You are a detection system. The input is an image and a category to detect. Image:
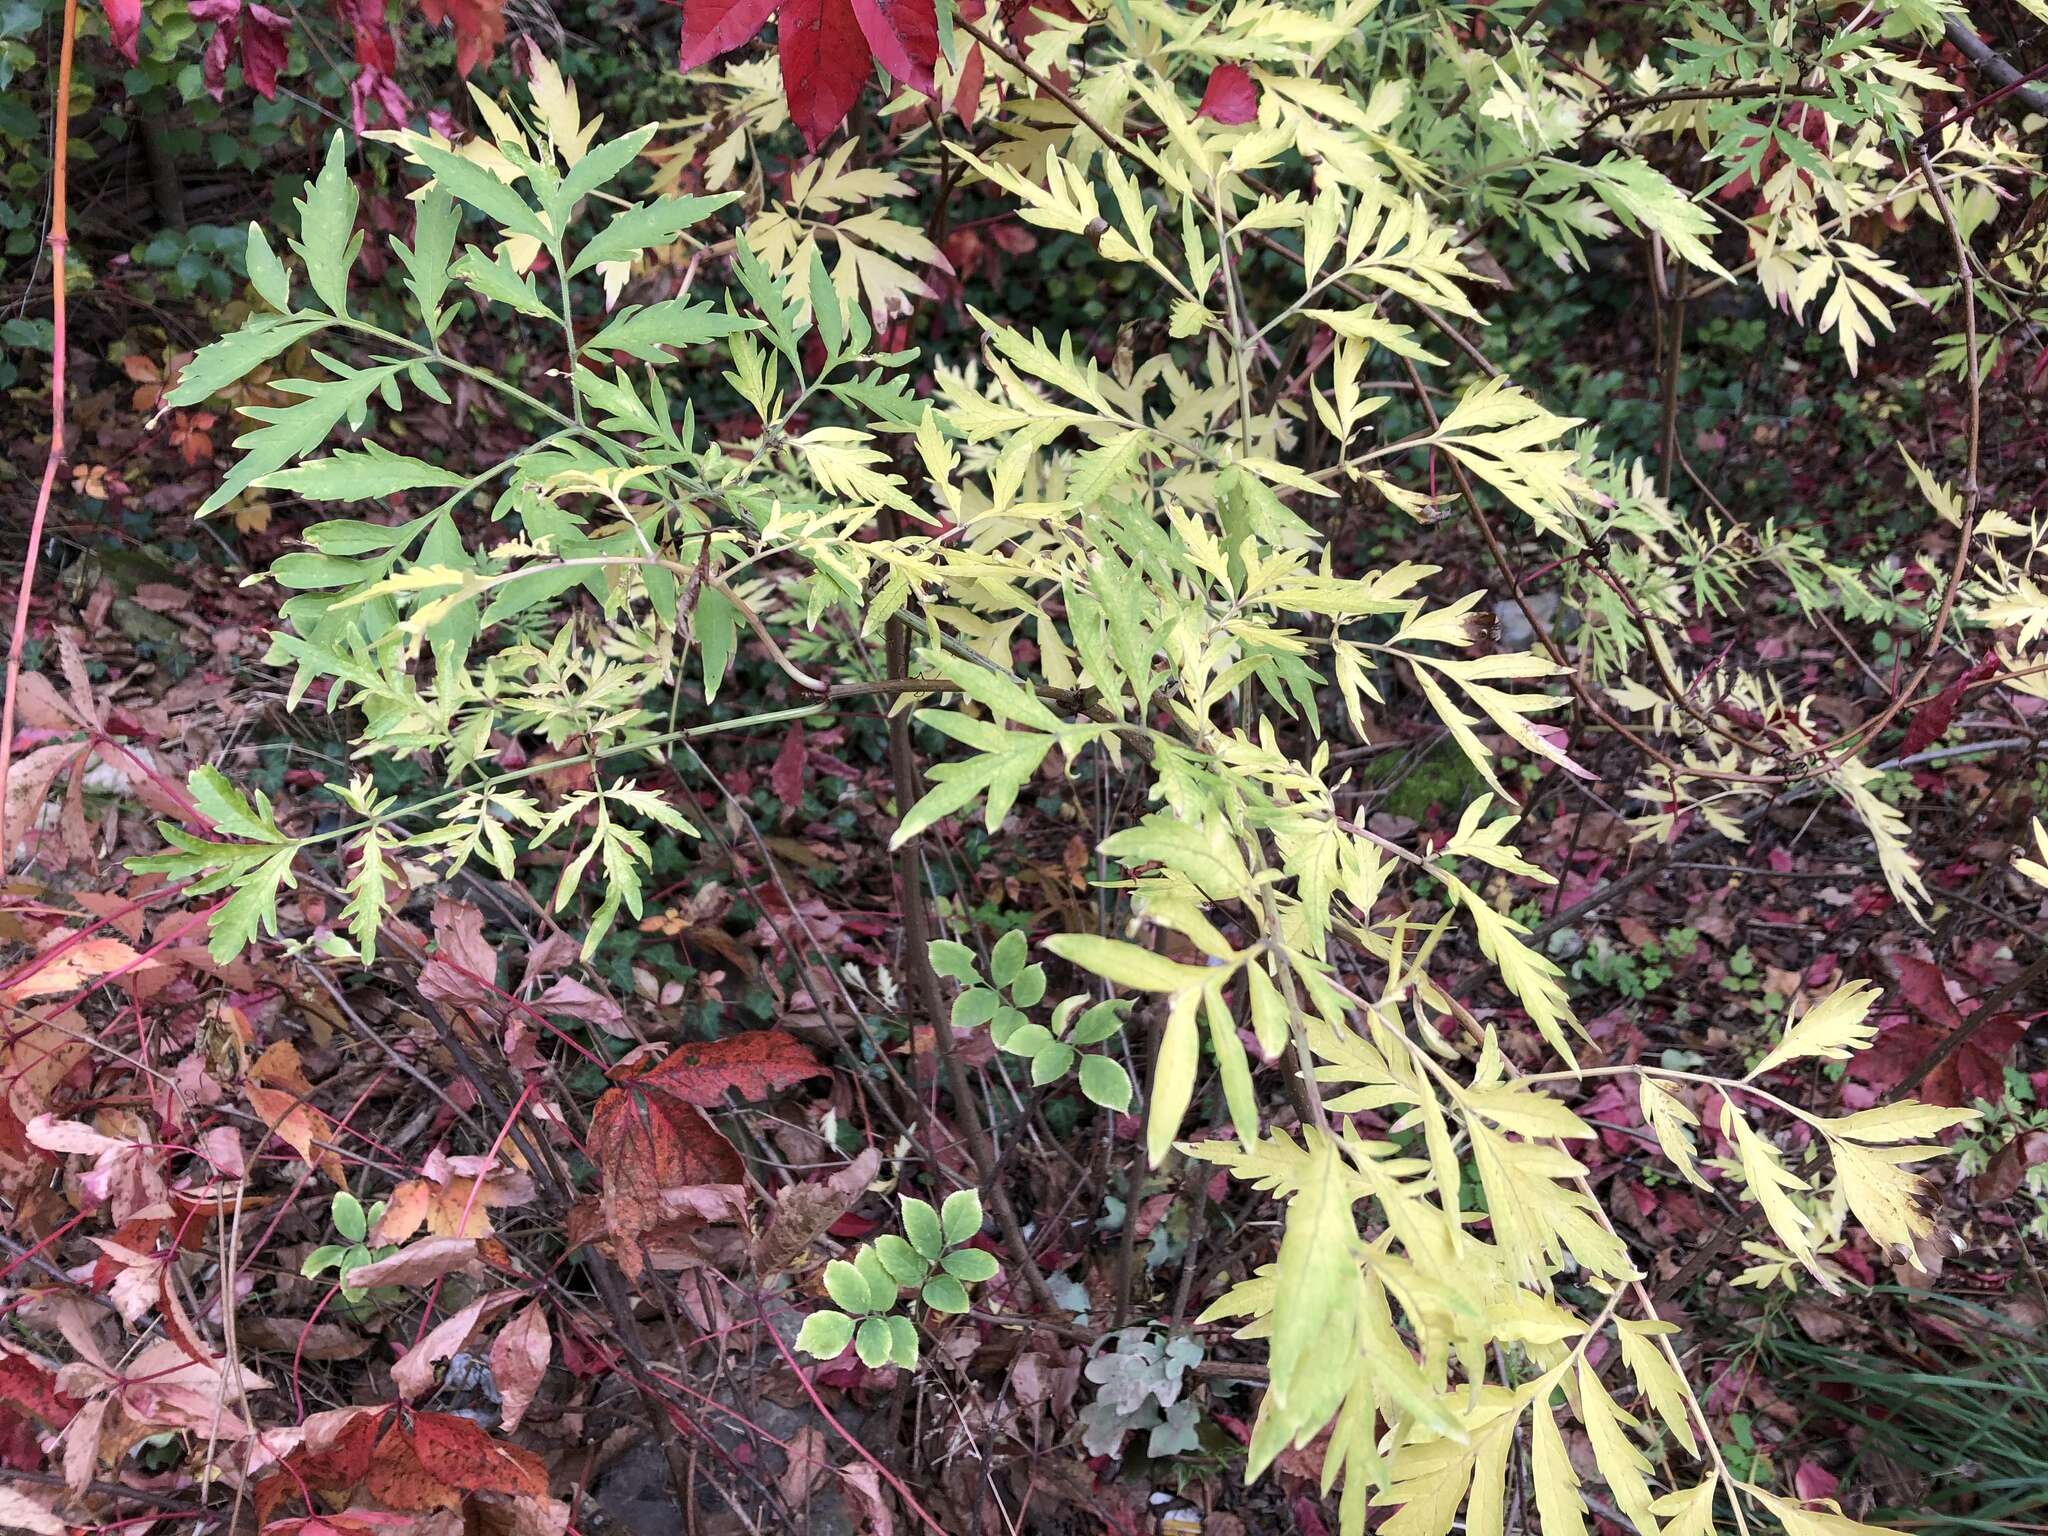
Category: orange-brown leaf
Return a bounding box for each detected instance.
[627,1029,826,1106]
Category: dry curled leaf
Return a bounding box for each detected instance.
[754,1147,881,1272]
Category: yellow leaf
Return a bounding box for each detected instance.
[1820,1102,1977,1143]
[1530,1395,1588,1536]
[1254,1136,1361,1476]
[1754,1488,1895,1536]
[1148,986,1203,1166]
[1616,1318,1699,1456]
[1748,979,1881,1079]
[1652,1478,1720,1536]
[1578,1357,1658,1531]
[1726,1109,1825,1285]
[1639,1077,1709,1189]
[1832,1140,1942,1262]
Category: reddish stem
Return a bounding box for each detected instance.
[0,0,78,873]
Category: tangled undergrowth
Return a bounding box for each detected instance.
[3,1,2047,1534]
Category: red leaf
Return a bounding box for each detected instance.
[253,1408,383,1523]
[334,0,396,72]
[101,0,141,60]
[190,0,291,100]
[589,1085,745,1276]
[1196,62,1257,124]
[849,0,937,96]
[1900,651,1998,757]
[197,2,234,97]
[679,0,781,71]
[419,0,504,75]
[629,1028,827,1105]
[953,40,985,123]
[1972,1128,2048,1203]
[419,894,502,1012]
[770,723,808,810]
[778,0,872,150]
[1849,955,2027,1107]
[406,1411,548,1499]
[1000,0,1079,45]
[262,1408,547,1515]
[1792,1459,1839,1503]
[0,1349,76,1431]
[241,4,290,96]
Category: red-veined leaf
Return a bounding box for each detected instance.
[778,0,872,150]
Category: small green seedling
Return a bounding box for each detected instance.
[795,1189,1000,1370]
[930,932,1134,1110]
[300,1189,401,1309]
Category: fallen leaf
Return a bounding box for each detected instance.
[1900,652,1999,757]
[626,1029,826,1106]
[589,1085,745,1278]
[394,1292,516,1402]
[1973,1128,2048,1203]
[488,1302,551,1432]
[0,1486,66,1534]
[778,1424,830,1509]
[346,1237,483,1289]
[770,722,808,812]
[1852,955,2026,1107]
[839,1462,895,1536]
[754,1147,881,1272]
[374,1147,537,1242]
[1,935,153,1003]
[531,976,627,1037]
[419,896,502,1011]
[405,1410,549,1501]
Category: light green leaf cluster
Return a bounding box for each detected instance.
[794,1189,998,1369]
[932,931,1134,1109]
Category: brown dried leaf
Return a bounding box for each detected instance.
[753,1147,881,1272]
[346,1237,483,1290]
[488,1302,551,1433]
[1973,1128,2048,1204]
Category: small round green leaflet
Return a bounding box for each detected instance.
[823,1258,872,1314]
[921,1275,970,1314]
[989,928,1028,988]
[901,1196,944,1261]
[331,1190,367,1243]
[942,1248,999,1284]
[940,1188,983,1246]
[796,1311,856,1360]
[855,1317,895,1369]
[1079,1055,1134,1111]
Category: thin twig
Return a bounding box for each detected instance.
[0,0,77,873]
